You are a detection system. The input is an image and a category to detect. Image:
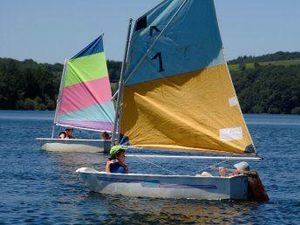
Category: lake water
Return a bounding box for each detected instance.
[0,111,299,224]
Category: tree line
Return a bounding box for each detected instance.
[0,52,299,114]
[0,58,121,110]
[228,51,300,64]
[231,63,300,114]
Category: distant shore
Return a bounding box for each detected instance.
[1,109,300,116]
[0,51,299,114]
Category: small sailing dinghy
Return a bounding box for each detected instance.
[37,35,115,153]
[77,0,268,200]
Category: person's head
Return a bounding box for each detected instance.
[65,128,73,136]
[101,132,110,140]
[110,145,127,163]
[234,161,250,171]
[115,150,126,163]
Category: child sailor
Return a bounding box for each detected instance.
[106,145,128,174]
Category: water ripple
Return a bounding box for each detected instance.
[0,111,299,224]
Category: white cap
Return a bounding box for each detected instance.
[234,161,250,171]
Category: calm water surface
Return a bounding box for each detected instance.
[0,111,299,224]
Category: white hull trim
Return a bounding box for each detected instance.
[36,138,111,153]
[76,167,249,200]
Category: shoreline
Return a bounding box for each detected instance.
[0,109,299,115]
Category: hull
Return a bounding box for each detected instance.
[76,167,249,200]
[36,138,111,153]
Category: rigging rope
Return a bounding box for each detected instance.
[198,159,229,174]
[134,155,231,176]
[135,155,177,175]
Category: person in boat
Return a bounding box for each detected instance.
[101,131,110,140]
[196,171,213,177]
[219,167,227,177]
[58,128,75,139]
[105,145,128,174]
[230,161,251,176]
[217,162,251,177]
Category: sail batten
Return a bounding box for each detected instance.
[119,0,255,154]
[55,35,115,132]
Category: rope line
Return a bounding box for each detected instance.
[135,155,177,175]
[133,155,230,176]
[198,159,229,174]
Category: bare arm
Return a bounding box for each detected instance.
[105,161,111,173]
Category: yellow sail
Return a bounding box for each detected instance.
[120,0,255,154]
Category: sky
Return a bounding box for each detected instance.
[0,0,299,64]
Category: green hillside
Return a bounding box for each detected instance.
[0,51,300,114]
[228,51,300,64]
[229,58,300,71]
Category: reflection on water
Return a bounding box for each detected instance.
[79,193,262,225]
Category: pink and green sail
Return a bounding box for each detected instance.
[55,35,115,132]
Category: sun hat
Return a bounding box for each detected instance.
[110,145,128,158]
[234,161,250,171]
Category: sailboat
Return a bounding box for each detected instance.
[76,0,268,200]
[37,35,115,153]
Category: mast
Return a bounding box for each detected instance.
[111,18,133,145]
[51,59,68,138]
[112,89,119,100]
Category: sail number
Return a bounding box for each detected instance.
[151,52,165,72]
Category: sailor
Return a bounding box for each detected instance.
[101,131,110,140]
[231,161,250,176]
[217,162,251,177]
[106,145,128,174]
[58,128,75,139]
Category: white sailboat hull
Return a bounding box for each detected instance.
[76,167,249,200]
[36,138,111,153]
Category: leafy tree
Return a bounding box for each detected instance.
[291,107,300,114]
[1,51,300,114]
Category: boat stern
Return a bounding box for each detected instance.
[229,175,249,200]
